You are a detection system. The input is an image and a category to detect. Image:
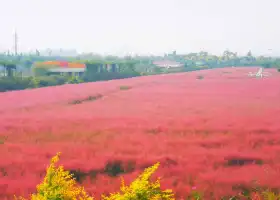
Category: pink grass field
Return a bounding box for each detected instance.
[0,67,280,199]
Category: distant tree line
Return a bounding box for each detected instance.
[0,59,142,92]
[1,50,280,92]
[180,50,280,69]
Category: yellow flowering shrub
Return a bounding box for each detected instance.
[102,162,174,200]
[14,153,174,200]
[16,152,280,199]
[15,152,93,200]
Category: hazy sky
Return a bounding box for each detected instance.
[0,0,279,56]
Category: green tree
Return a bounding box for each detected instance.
[0,61,17,77]
[247,50,252,57]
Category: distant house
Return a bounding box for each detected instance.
[32,61,86,77]
[47,67,85,76]
[152,60,184,68]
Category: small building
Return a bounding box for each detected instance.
[47,67,85,77]
[32,61,86,77]
[152,60,184,68]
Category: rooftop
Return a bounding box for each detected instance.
[34,61,86,68]
[152,60,184,68]
[48,68,85,73]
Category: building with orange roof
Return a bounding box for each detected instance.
[33,61,86,77]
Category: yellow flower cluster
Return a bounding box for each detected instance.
[13,152,280,200]
[14,152,174,200]
[102,162,174,200]
[15,152,92,200]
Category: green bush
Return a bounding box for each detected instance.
[32,67,49,76]
[0,77,33,92]
[278,68,280,72]
[51,75,68,85]
[31,75,69,87]
[67,76,83,84]
[35,76,64,87]
[1,72,141,92]
[0,75,69,92]
[29,77,39,88]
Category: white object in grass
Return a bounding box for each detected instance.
[247,67,271,78]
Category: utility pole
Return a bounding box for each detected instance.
[14,30,18,55]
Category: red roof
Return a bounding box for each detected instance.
[35,61,86,68]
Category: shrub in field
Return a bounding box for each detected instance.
[102,162,174,200]
[28,75,68,88]
[11,153,280,200]
[51,75,69,85]
[15,153,174,200]
[119,85,132,90]
[32,67,49,76]
[69,94,103,105]
[196,75,204,80]
[29,77,39,88]
[231,189,280,200]
[67,76,84,84]
[278,68,280,72]
[35,75,67,87]
[15,152,92,200]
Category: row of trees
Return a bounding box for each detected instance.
[1,50,280,92]
[0,59,142,92]
[183,50,253,61]
[0,61,17,77]
[181,50,280,69]
[1,50,280,72]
